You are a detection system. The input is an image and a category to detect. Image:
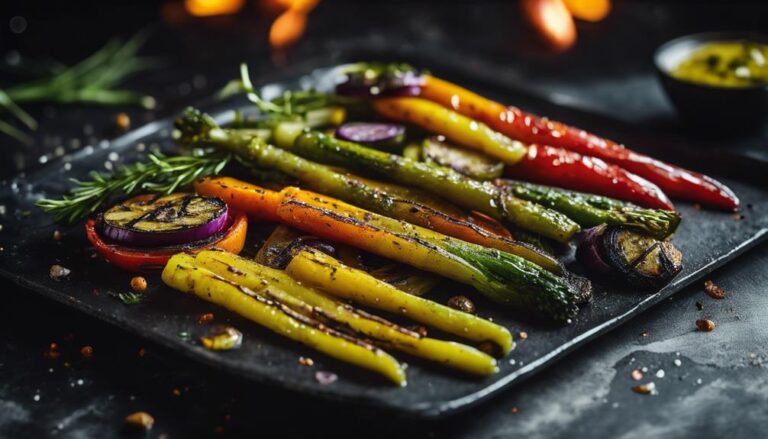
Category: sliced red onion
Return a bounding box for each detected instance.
[100,194,229,247]
[335,122,406,146]
[575,225,614,276]
[335,68,425,98]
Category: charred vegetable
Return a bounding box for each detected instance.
[182,117,563,272]
[496,179,681,240]
[335,63,424,97]
[335,122,405,150]
[422,137,504,180]
[101,194,229,247]
[372,97,528,166]
[87,194,248,271]
[162,253,406,384]
[195,250,498,376]
[286,248,514,353]
[255,225,439,296]
[576,225,683,288]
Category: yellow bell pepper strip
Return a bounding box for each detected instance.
[372,97,528,165]
[286,248,514,354]
[276,187,582,323]
[194,250,498,375]
[161,253,406,385]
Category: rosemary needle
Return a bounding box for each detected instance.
[36,151,231,224]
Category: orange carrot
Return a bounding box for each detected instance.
[194,177,282,223]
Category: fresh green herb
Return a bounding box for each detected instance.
[219,63,358,118]
[111,291,144,305]
[36,151,231,224]
[0,33,156,143]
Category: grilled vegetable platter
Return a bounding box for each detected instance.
[3,59,767,417]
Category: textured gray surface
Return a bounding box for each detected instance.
[1,1,767,437]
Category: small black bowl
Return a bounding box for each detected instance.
[654,32,768,134]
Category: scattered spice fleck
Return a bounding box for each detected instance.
[696,319,716,332]
[315,371,338,385]
[640,330,649,337]
[130,276,147,292]
[52,230,62,241]
[477,341,497,357]
[414,325,428,337]
[125,411,154,430]
[518,331,529,340]
[115,113,131,131]
[172,388,181,396]
[299,357,314,366]
[138,348,146,357]
[674,359,682,367]
[632,381,656,395]
[447,295,476,314]
[631,369,643,381]
[703,280,726,300]
[44,342,61,359]
[80,345,93,358]
[695,301,704,311]
[198,313,215,324]
[510,406,519,414]
[49,264,70,280]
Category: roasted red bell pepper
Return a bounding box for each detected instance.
[420,75,739,211]
[505,144,675,211]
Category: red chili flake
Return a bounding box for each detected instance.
[631,369,643,381]
[696,319,716,332]
[52,230,62,241]
[138,348,146,357]
[315,371,338,385]
[510,406,519,414]
[172,388,181,396]
[518,331,529,340]
[198,313,215,324]
[414,325,428,337]
[703,280,726,300]
[80,345,94,358]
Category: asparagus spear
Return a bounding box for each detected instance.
[162,253,406,385]
[495,179,682,240]
[195,250,499,375]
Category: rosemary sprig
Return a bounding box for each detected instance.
[0,32,156,143]
[219,63,358,118]
[36,150,232,224]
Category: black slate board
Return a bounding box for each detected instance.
[1,53,767,419]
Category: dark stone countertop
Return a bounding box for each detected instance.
[1,1,767,437]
